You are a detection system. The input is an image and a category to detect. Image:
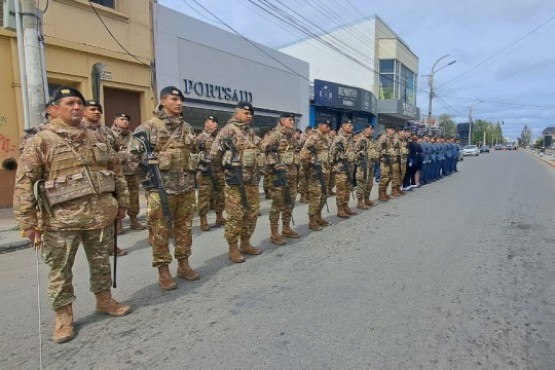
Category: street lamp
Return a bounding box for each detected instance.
[427,55,457,126]
[467,100,484,145]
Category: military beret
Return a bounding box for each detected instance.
[280,112,295,119]
[206,115,219,123]
[114,113,131,120]
[318,119,332,126]
[51,86,85,105]
[342,120,353,125]
[363,124,374,130]
[385,123,396,129]
[85,100,103,113]
[160,86,185,101]
[236,101,254,113]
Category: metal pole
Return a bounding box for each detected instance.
[468,106,473,146]
[14,0,30,130]
[427,55,456,132]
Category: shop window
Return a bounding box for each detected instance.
[90,0,115,8]
[379,59,395,73]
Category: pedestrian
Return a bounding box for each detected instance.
[14,86,132,344]
[262,113,301,245]
[134,86,200,291]
[331,120,358,218]
[211,102,263,263]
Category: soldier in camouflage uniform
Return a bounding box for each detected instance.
[211,102,262,263]
[111,113,147,234]
[14,86,132,344]
[18,100,56,154]
[353,124,375,210]
[195,115,226,231]
[134,86,200,290]
[330,120,358,218]
[297,126,312,203]
[300,120,332,231]
[327,129,337,196]
[376,125,402,200]
[394,127,410,196]
[262,113,301,245]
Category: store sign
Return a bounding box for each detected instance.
[183,79,253,103]
[314,79,377,114]
[402,102,418,119]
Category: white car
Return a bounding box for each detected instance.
[462,145,479,156]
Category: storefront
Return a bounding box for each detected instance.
[377,100,420,132]
[154,5,309,135]
[311,79,377,132]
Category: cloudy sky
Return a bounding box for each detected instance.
[159,0,555,140]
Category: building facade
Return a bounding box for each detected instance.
[0,0,155,207]
[154,4,310,134]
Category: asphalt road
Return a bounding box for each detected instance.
[1,150,555,370]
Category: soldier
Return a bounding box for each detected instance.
[353,125,376,209]
[195,115,226,231]
[211,102,262,263]
[297,126,312,203]
[330,120,357,218]
[111,113,147,236]
[376,124,401,200]
[262,113,301,246]
[14,86,131,344]
[395,127,410,195]
[300,119,332,231]
[134,86,200,291]
[19,100,57,154]
[327,129,337,196]
[261,129,274,200]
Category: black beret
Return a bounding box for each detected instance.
[318,119,332,126]
[236,101,254,113]
[114,113,131,120]
[342,120,353,125]
[160,86,185,100]
[45,99,55,108]
[51,86,85,105]
[363,124,374,129]
[280,112,295,119]
[385,123,396,129]
[206,115,219,123]
[85,100,103,113]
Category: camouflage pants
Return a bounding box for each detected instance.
[269,173,298,224]
[263,174,271,194]
[125,174,141,217]
[356,163,374,199]
[41,226,113,310]
[224,185,260,243]
[146,191,195,267]
[307,172,328,216]
[379,159,400,192]
[197,173,224,215]
[393,157,407,188]
[297,165,309,196]
[335,172,352,208]
[329,171,336,192]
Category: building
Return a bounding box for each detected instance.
[154,4,309,134]
[279,15,419,132]
[0,0,155,207]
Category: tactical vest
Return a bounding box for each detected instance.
[151,117,198,172]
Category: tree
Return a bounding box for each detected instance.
[520,124,532,146]
[437,114,456,137]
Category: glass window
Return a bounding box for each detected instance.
[90,0,115,8]
[379,75,394,100]
[379,59,395,73]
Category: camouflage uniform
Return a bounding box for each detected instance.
[300,129,332,230]
[395,133,409,194]
[211,117,262,260]
[376,131,401,199]
[353,132,370,205]
[297,131,310,202]
[134,109,197,267]
[330,128,357,216]
[14,118,129,310]
[262,122,300,244]
[196,128,225,227]
[18,121,49,155]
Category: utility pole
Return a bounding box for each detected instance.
[467,100,484,145]
[20,0,46,127]
[427,55,456,132]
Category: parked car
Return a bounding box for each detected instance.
[480,145,490,153]
[495,144,506,150]
[462,145,480,156]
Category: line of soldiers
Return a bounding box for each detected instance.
[13,84,440,345]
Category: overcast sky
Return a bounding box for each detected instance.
[159,0,555,140]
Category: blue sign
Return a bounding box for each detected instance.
[314,79,377,115]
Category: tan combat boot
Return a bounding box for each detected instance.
[52,304,75,343]
[390,188,402,197]
[309,215,323,231]
[228,241,245,263]
[95,291,132,316]
[157,264,177,291]
[116,219,124,235]
[337,205,350,219]
[177,258,200,280]
[378,189,389,201]
[364,197,375,207]
[129,216,146,230]
[344,205,358,215]
[397,186,407,195]
[270,224,287,245]
[315,212,331,226]
[240,236,262,255]
[282,222,301,238]
[215,212,226,225]
[200,214,211,231]
[357,198,369,210]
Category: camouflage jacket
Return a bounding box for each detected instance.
[330,128,356,173]
[300,130,331,175]
[111,125,140,176]
[14,118,129,231]
[261,123,299,177]
[399,135,409,157]
[376,132,400,157]
[211,118,261,186]
[353,132,370,168]
[19,120,49,155]
[195,129,218,175]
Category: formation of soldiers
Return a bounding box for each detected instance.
[13,85,459,344]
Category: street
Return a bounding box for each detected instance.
[1,150,555,370]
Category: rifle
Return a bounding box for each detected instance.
[335,141,355,199]
[361,139,368,182]
[198,142,219,192]
[220,138,248,210]
[269,146,295,225]
[308,146,329,213]
[132,131,173,232]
